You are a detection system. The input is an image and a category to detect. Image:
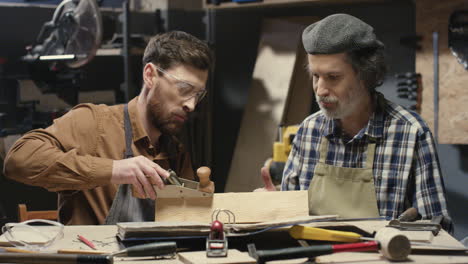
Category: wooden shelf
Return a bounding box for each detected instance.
[204,0,384,9]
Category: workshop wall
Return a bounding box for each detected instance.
[413,0,468,240]
[415,0,468,144]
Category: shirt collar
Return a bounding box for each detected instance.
[364,92,386,139]
[322,116,336,138]
[127,96,181,159]
[127,97,148,142]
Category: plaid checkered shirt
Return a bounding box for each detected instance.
[281,93,452,231]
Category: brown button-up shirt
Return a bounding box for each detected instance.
[4,97,194,225]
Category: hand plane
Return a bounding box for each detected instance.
[155,167,214,199]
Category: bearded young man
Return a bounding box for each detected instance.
[260,14,452,231]
[4,31,214,225]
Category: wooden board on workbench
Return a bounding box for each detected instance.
[178,249,255,264]
[155,190,308,223]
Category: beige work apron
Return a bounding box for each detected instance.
[308,136,380,218]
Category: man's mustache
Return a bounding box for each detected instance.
[317,96,338,103]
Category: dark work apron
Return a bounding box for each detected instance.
[104,104,155,224]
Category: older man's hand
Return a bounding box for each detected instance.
[253,166,277,192]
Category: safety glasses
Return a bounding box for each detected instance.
[154,65,207,104]
[1,219,64,251]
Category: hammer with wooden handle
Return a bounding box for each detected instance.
[249,227,411,263]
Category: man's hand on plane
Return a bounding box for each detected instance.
[111,156,169,199]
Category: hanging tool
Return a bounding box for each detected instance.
[395,72,423,113]
[448,11,468,70]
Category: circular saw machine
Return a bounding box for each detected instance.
[23,0,103,105]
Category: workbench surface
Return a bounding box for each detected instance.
[1,220,467,263]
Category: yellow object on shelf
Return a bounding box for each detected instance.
[272,125,299,162]
[289,225,362,243]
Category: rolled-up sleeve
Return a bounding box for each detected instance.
[413,129,453,232]
[3,105,113,191]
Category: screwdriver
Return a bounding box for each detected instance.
[289,225,363,243]
[58,241,178,257]
[111,241,177,257]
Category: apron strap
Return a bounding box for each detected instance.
[104,104,155,224]
[124,104,134,158]
[318,137,329,163]
[365,137,377,169]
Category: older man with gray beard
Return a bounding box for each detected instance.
[260,13,452,232]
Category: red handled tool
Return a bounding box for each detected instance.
[206,220,228,257]
[207,208,235,257]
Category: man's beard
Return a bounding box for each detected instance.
[146,101,183,136]
[316,86,365,119]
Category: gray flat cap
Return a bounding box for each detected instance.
[302,13,384,54]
